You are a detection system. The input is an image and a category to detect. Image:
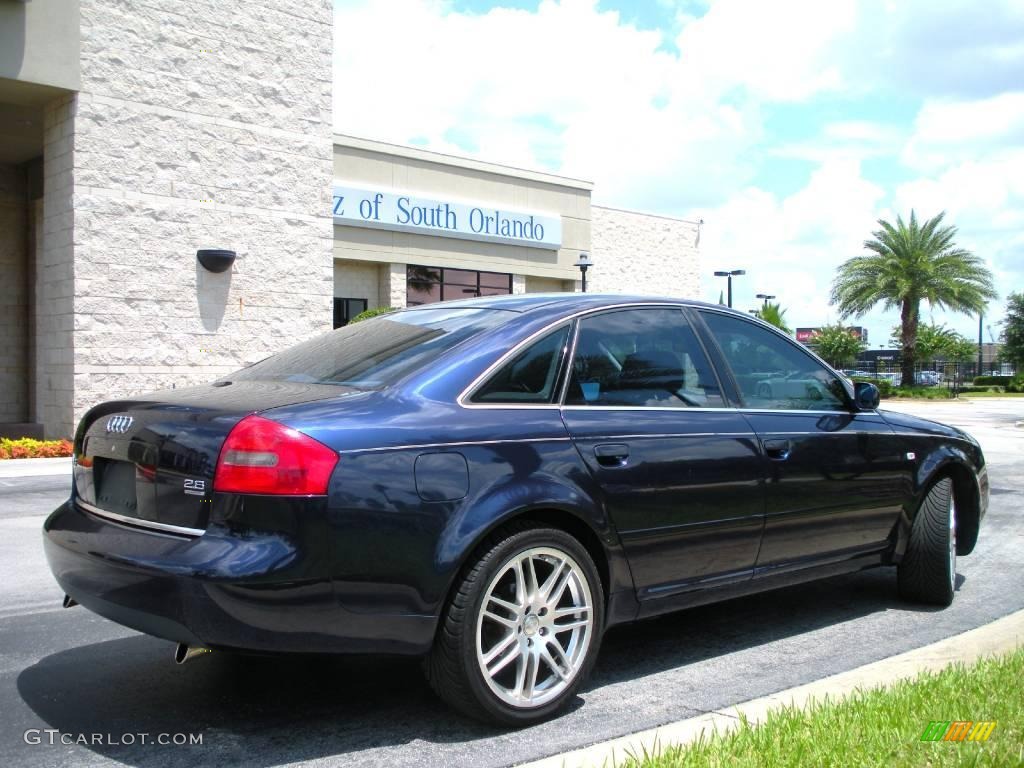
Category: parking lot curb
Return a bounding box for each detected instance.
[516,609,1024,768]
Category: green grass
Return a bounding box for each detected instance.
[622,647,1024,768]
[960,391,1024,398]
[888,387,957,400]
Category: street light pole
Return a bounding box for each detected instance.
[574,252,593,293]
[978,313,984,376]
[756,293,776,308]
[714,269,746,308]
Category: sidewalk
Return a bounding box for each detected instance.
[0,456,72,478]
[517,609,1024,768]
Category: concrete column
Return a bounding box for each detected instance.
[386,263,407,308]
[59,0,335,432]
[38,95,76,437]
[0,164,28,424]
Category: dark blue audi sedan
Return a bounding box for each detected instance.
[44,294,988,725]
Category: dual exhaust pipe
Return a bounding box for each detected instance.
[63,595,211,666]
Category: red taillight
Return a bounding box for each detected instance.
[214,415,339,495]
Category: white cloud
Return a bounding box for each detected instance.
[333,0,1024,343]
[334,0,860,211]
[698,158,885,329]
[903,92,1024,170]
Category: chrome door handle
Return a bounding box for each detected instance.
[763,438,791,460]
[594,443,629,467]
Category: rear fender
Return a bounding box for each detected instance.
[436,472,638,624]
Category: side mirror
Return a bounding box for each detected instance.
[854,381,880,410]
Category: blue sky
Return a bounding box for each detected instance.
[334,0,1024,347]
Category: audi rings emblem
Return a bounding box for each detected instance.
[105,415,134,434]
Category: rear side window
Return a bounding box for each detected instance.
[471,326,570,404]
[230,307,509,389]
[565,308,724,408]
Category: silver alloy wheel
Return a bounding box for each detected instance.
[475,546,595,709]
[949,494,957,590]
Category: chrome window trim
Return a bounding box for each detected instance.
[77,499,205,538]
[558,405,882,418]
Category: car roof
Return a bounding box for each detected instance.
[401,292,730,318]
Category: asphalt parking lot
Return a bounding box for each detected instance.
[1,398,1021,768]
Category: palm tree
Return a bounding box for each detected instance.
[830,211,996,387]
[755,301,792,334]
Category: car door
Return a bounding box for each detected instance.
[695,310,911,574]
[559,306,765,604]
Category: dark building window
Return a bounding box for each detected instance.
[333,297,368,328]
[406,265,512,306]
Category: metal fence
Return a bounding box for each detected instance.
[842,359,1017,394]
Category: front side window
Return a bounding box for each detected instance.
[565,309,724,408]
[472,326,570,404]
[230,307,510,390]
[700,311,849,411]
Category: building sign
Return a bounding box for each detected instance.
[332,183,562,250]
[796,327,869,343]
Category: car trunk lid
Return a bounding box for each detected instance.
[73,381,358,534]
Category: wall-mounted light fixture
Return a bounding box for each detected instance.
[196,249,236,273]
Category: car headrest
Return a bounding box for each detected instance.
[620,351,684,389]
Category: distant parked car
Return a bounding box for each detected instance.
[916,371,942,387]
[755,371,830,402]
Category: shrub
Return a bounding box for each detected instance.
[891,387,954,400]
[349,306,399,324]
[851,377,894,398]
[973,375,1012,387]
[0,437,74,460]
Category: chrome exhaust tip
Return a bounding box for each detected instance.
[174,643,212,665]
[62,594,78,609]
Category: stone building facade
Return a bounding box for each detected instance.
[1,0,334,437]
[1,1,701,439]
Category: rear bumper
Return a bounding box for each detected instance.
[43,499,436,655]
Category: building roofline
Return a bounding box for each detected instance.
[592,203,703,226]
[333,133,594,191]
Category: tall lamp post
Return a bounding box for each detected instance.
[756,293,775,307]
[713,269,746,308]
[978,313,984,376]
[575,252,593,293]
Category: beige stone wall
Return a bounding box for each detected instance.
[50,0,334,435]
[0,164,27,423]
[590,206,701,299]
[333,137,591,282]
[525,275,572,294]
[333,259,383,309]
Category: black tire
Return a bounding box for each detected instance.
[898,477,957,606]
[424,523,605,726]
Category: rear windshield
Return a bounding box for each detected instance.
[229,307,510,389]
